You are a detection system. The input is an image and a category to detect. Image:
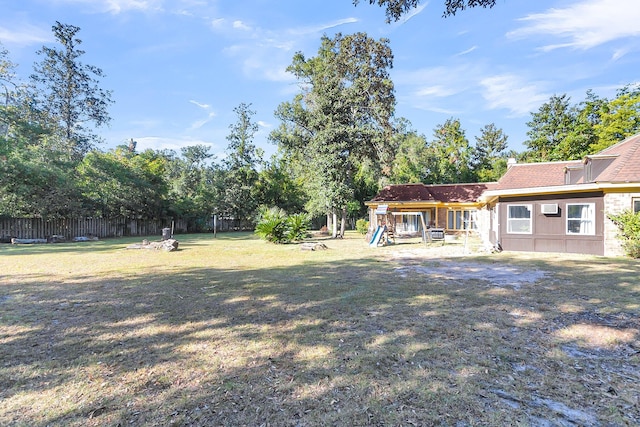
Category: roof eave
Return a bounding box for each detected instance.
[480,182,640,203]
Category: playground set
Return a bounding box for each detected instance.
[368,204,445,247]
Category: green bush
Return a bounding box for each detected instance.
[608,210,640,258]
[255,207,311,244]
[254,207,288,243]
[286,212,311,242]
[355,218,369,235]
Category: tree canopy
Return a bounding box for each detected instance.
[522,86,640,161]
[353,0,497,22]
[30,22,113,159]
[271,32,396,237]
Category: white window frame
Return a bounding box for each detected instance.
[507,204,532,234]
[566,203,595,235]
[447,209,477,231]
[396,214,419,233]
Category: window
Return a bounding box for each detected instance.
[634,198,640,214]
[507,204,532,234]
[566,203,595,235]
[395,214,419,233]
[447,209,476,230]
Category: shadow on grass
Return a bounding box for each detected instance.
[1,242,639,426]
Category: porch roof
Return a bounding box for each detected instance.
[367,183,496,206]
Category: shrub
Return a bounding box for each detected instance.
[255,208,311,244]
[608,210,640,258]
[286,213,311,242]
[355,218,369,235]
[255,207,288,243]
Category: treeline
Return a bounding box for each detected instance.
[1,24,639,235]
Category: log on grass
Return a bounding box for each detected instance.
[126,239,179,251]
[11,238,47,244]
[300,242,328,251]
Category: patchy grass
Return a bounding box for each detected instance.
[1,232,639,426]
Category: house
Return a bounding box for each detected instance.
[365,182,496,238]
[367,133,640,256]
[481,133,640,256]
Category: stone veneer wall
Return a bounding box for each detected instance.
[603,192,640,256]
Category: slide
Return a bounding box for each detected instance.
[369,225,386,247]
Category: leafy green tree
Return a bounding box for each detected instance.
[223,103,262,227]
[592,86,640,152]
[272,32,395,238]
[524,87,640,159]
[471,123,508,182]
[352,159,382,218]
[255,154,306,214]
[0,143,82,218]
[354,0,497,22]
[524,94,575,162]
[390,130,430,184]
[424,118,473,184]
[554,90,604,160]
[0,43,17,111]
[164,144,221,230]
[30,22,113,159]
[0,44,43,157]
[77,148,170,219]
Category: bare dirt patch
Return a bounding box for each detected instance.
[391,245,547,289]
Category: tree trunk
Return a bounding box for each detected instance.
[327,212,333,235]
[339,208,347,238]
[332,210,338,238]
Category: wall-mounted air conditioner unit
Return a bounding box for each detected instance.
[541,203,559,215]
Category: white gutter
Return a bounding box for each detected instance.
[480,182,640,204]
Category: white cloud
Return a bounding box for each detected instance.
[188,113,216,131]
[52,0,164,14]
[232,20,252,31]
[288,18,359,36]
[397,2,428,25]
[257,120,271,128]
[396,64,478,98]
[455,46,477,57]
[135,136,216,152]
[397,63,552,117]
[105,0,163,13]
[480,74,549,117]
[188,100,216,130]
[189,100,211,109]
[0,24,50,46]
[212,16,358,83]
[415,85,458,98]
[508,0,640,51]
[211,18,225,29]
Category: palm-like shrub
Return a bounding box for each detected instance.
[286,212,311,242]
[255,208,311,243]
[254,207,288,243]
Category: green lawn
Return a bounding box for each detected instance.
[1,232,639,426]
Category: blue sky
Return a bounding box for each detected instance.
[1,0,639,160]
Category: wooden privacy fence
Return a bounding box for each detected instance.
[0,217,188,241]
